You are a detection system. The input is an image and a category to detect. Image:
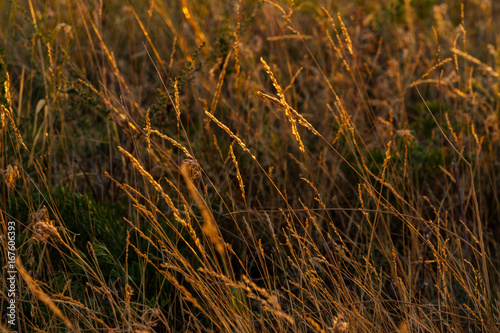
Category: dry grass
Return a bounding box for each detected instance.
[1,0,499,332]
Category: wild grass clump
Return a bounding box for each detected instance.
[1,0,499,332]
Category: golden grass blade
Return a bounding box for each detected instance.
[451,47,499,78]
[117,146,186,226]
[87,16,141,114]
[204,110,256,160]
[129,5,165,71]
[180,161,224,255]
[1,105,30,153]
[16,257,76,331]
[229,145,246,203]
[146,128,194,160]
[181,0,208,51]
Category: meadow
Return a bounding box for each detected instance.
[1,0,499,331]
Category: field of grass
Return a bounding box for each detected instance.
[1,0,499,331]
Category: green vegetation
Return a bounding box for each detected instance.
[1,0,499,331]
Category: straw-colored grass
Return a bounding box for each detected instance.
[1,0,499,331]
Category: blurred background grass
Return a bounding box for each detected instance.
[1,0,499,331]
